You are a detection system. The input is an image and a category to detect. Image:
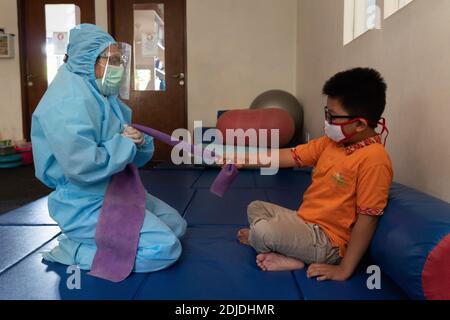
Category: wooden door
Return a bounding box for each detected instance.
[18,0,96,140]
[109,0,187,163]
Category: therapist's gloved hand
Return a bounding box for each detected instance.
[122,125,145,146]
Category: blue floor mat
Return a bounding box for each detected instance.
[0,239,148,300]
[184,189,268,226]
[293,261,408,300]
[193,169,256,189]
[135,226,303,300]
[0,226,60,274]
[0,198,56,226]
[148,187,196,216]
[140,169,202,188]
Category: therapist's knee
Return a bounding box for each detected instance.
[135,234,183,272]
[177,216,187,238]
[168,207,187,238]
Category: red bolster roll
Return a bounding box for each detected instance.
[216,108,295,147]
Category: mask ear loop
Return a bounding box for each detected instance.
[100,45,112,86]
[377,118,389,146]
[338,117,367,141]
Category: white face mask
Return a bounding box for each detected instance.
[324,120,353,143]
[324,119,390,146]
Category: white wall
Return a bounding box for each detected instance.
[0,0,108,142]
[0,0,23,142]
[95,0,108,32]
[297,0,450,202]
[187,0,298,130]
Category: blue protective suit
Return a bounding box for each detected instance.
[31,24,186,272]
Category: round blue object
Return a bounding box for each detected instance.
[0,154,22,163]
[0,160,23,168]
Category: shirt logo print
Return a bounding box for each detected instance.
[332,172,347,187]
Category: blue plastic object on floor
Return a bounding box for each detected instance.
[0,160,23,168]
[0,154,22,163]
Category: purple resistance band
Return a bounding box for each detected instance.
[132,124,239,197]
[89,164,146,282]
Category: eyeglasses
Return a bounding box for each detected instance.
[99,54,128,67]
[324,106,362,124]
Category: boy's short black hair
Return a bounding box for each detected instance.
[323,68,387,128]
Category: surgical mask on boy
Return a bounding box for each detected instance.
[324,118,390,145]
[96,64,125,96]
[324,119,360,144]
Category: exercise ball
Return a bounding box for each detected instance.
[250,90,303,144]
[217,108,295,147]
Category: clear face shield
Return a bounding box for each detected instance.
[96,42,132,100]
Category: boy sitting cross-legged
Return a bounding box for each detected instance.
[236,68,392,281]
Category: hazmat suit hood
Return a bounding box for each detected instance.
[66,24,116,81]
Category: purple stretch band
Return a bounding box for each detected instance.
[132,124,238,197]
[89,164,146,282]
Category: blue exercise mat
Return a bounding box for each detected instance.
[0,239,148,300]
[135,226,303,300]
[0,226,60,274]
[293,258,408,300]
[147,187,196,216]
[139,169,202,188]
[184,189,268,225]
[193,168,256,189]
[0,197,56,226]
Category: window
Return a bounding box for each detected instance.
[384,0,414,19]
[344,0,380,45]
[45,4,81,85]
[133,3,166,91]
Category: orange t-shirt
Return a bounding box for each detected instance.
[291,135,393,257]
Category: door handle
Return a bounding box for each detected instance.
[27,74,40,81]
[26,74,40,87]
[170,72,185,79]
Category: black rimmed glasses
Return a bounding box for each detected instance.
[324,106,362,124]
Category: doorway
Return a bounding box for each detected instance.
[109,0,187,162]
[18,0,96,141]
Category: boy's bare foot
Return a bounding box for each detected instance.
[256,253,305,272]
[237,228,250,246]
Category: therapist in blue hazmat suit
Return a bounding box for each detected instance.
[31,24,187,272]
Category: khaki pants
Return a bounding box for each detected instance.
[247,201,341,265]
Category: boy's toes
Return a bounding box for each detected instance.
[256,260,267,271]
[256,253,267,262]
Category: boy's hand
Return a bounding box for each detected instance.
[123,125,145,146]
[306,264,351,281]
